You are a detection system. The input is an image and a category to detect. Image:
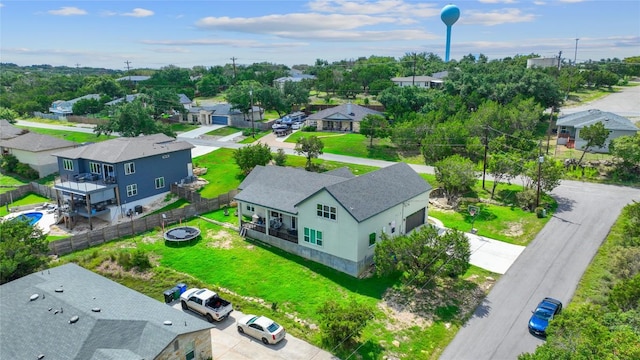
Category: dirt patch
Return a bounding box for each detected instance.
[380,276,495,332]
[96,259,154,280]
[503,221,524,237]
[206,229,234,249]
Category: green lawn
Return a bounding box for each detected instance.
[286,131,423,163]
[17,126,115,143]
[61,215,496,359]
[192,148,244,198]
[205,126,244,136]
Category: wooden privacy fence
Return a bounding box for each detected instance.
[0,182,58,208]
[48,188,238,256]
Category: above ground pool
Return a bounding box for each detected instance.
[15,212,43,226]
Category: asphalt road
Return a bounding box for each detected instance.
[560,81,640,118]
[439,181,640,360]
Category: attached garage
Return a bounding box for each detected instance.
[212,116,228,125]
[405,207,426,233]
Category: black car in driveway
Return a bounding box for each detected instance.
[528,297,563,337]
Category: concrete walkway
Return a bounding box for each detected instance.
[429,217,525,275]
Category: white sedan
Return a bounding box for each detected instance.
[291,121,304,130]
[237,314,286,344]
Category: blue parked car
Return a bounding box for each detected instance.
[528,297,563,337]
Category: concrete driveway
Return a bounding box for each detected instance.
[170,302,338,360]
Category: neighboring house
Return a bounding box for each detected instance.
[116,75,151,85]
[187,103,262,127]
[305,103,383,132]
[527,57,560,69]
[105,94,140,106]
[273,74,316,91]
[391,75,443,89]
[234,163,432,277]
[0,119,27,140]
[49,94,101,115]
[0,263,214,360]
[178,93,193,111]
[52,134,194,226]
[556,109,639,152]
[0,131,77,177]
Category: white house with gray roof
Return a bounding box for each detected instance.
[0,263,214,360]
[556,109,639,152]
[235,163,432,277]
[49,94,101,115]
[0,131,77,177]
[306,103,383,132]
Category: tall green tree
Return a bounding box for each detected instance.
[233,143,272,176]
[359,114,390,147]
[610,133,640,179]
[487,153,519,199]
[374,226,470,284]
[0,218,49,284]
[94,100,175,137]
[435,155,478,204]
[317,299,374,348]
[577,122,609,165]
[294,136,324,171]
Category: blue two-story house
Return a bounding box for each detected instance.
[52,134,194,229]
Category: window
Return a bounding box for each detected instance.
[155,177,165,189]
[369,232,376,246]
[89,162,101,174]
[63,159,73,171]
[126,184,138,197]
[316,203,337,220]
[124,162,135,175]
[246,205,254,212]
[303,227,323,246]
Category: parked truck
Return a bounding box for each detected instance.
[180,288,233,322]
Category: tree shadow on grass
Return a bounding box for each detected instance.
[367,145,401,162]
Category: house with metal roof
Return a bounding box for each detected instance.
[52,134,194,229]
[116,75,151,85]
[234,163,432,277]
[0,130,77,177]
[306,103,383,132]
[391,75,444,89]
[556,109,639,152]
[0,263,214,360]
[49,94,102,115]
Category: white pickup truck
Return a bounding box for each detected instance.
[180,288,233,322]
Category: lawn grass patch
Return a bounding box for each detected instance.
[1,192,50,217]
[205,127,243,136]
[238,130,271,143]
[17,126,115,143]
[285,132,405,162]
[170,123,198,133]
[0,173,27,194]
[192,148,244,198]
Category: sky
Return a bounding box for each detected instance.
[1,0,639,71]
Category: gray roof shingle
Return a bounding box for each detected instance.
[323,163,432,221]
[235,163,432,222]
[557,109,639,131]
[0,119,27,140]
[306,103,383,122]
[1,131,77,152]
[0,263,213,360]
[52,134,194,163]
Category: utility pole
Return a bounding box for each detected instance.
[557,50,562,70]
[230,57,237,83]
[249,87,255,138]
[124,61,132,92]
[412,52,416,86]
[573,38,579,66]
[536,141,544,208]
[482,124,488,190]
[75,63,81,75]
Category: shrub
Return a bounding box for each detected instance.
[1,154,19,172]
[516,189,537,211]
[242,129,253,137]
[117,250,152,271]
[302,126,316,132]
[15,163,39,180]
[273,148,287,166]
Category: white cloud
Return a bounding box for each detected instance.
[122,8,154,18]
[559,0,586,3]
[196,13,397,33]
[142,38,308,49]
[478,0,518,3]
[462,8,537,26]
[307,0,439,17]
[276,29,438,42]
[48,7,87,16]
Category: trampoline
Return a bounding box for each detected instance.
[164,226,201,242]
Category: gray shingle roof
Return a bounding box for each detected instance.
[0,119,27,140]
[0,263,213,360]
[52,134,194,163]
[1,131,77,152]
[236,163,432,222]
[557,109,639,131]
[323,163,432,222]
[306,103,383,122]
[235,166,350,214]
